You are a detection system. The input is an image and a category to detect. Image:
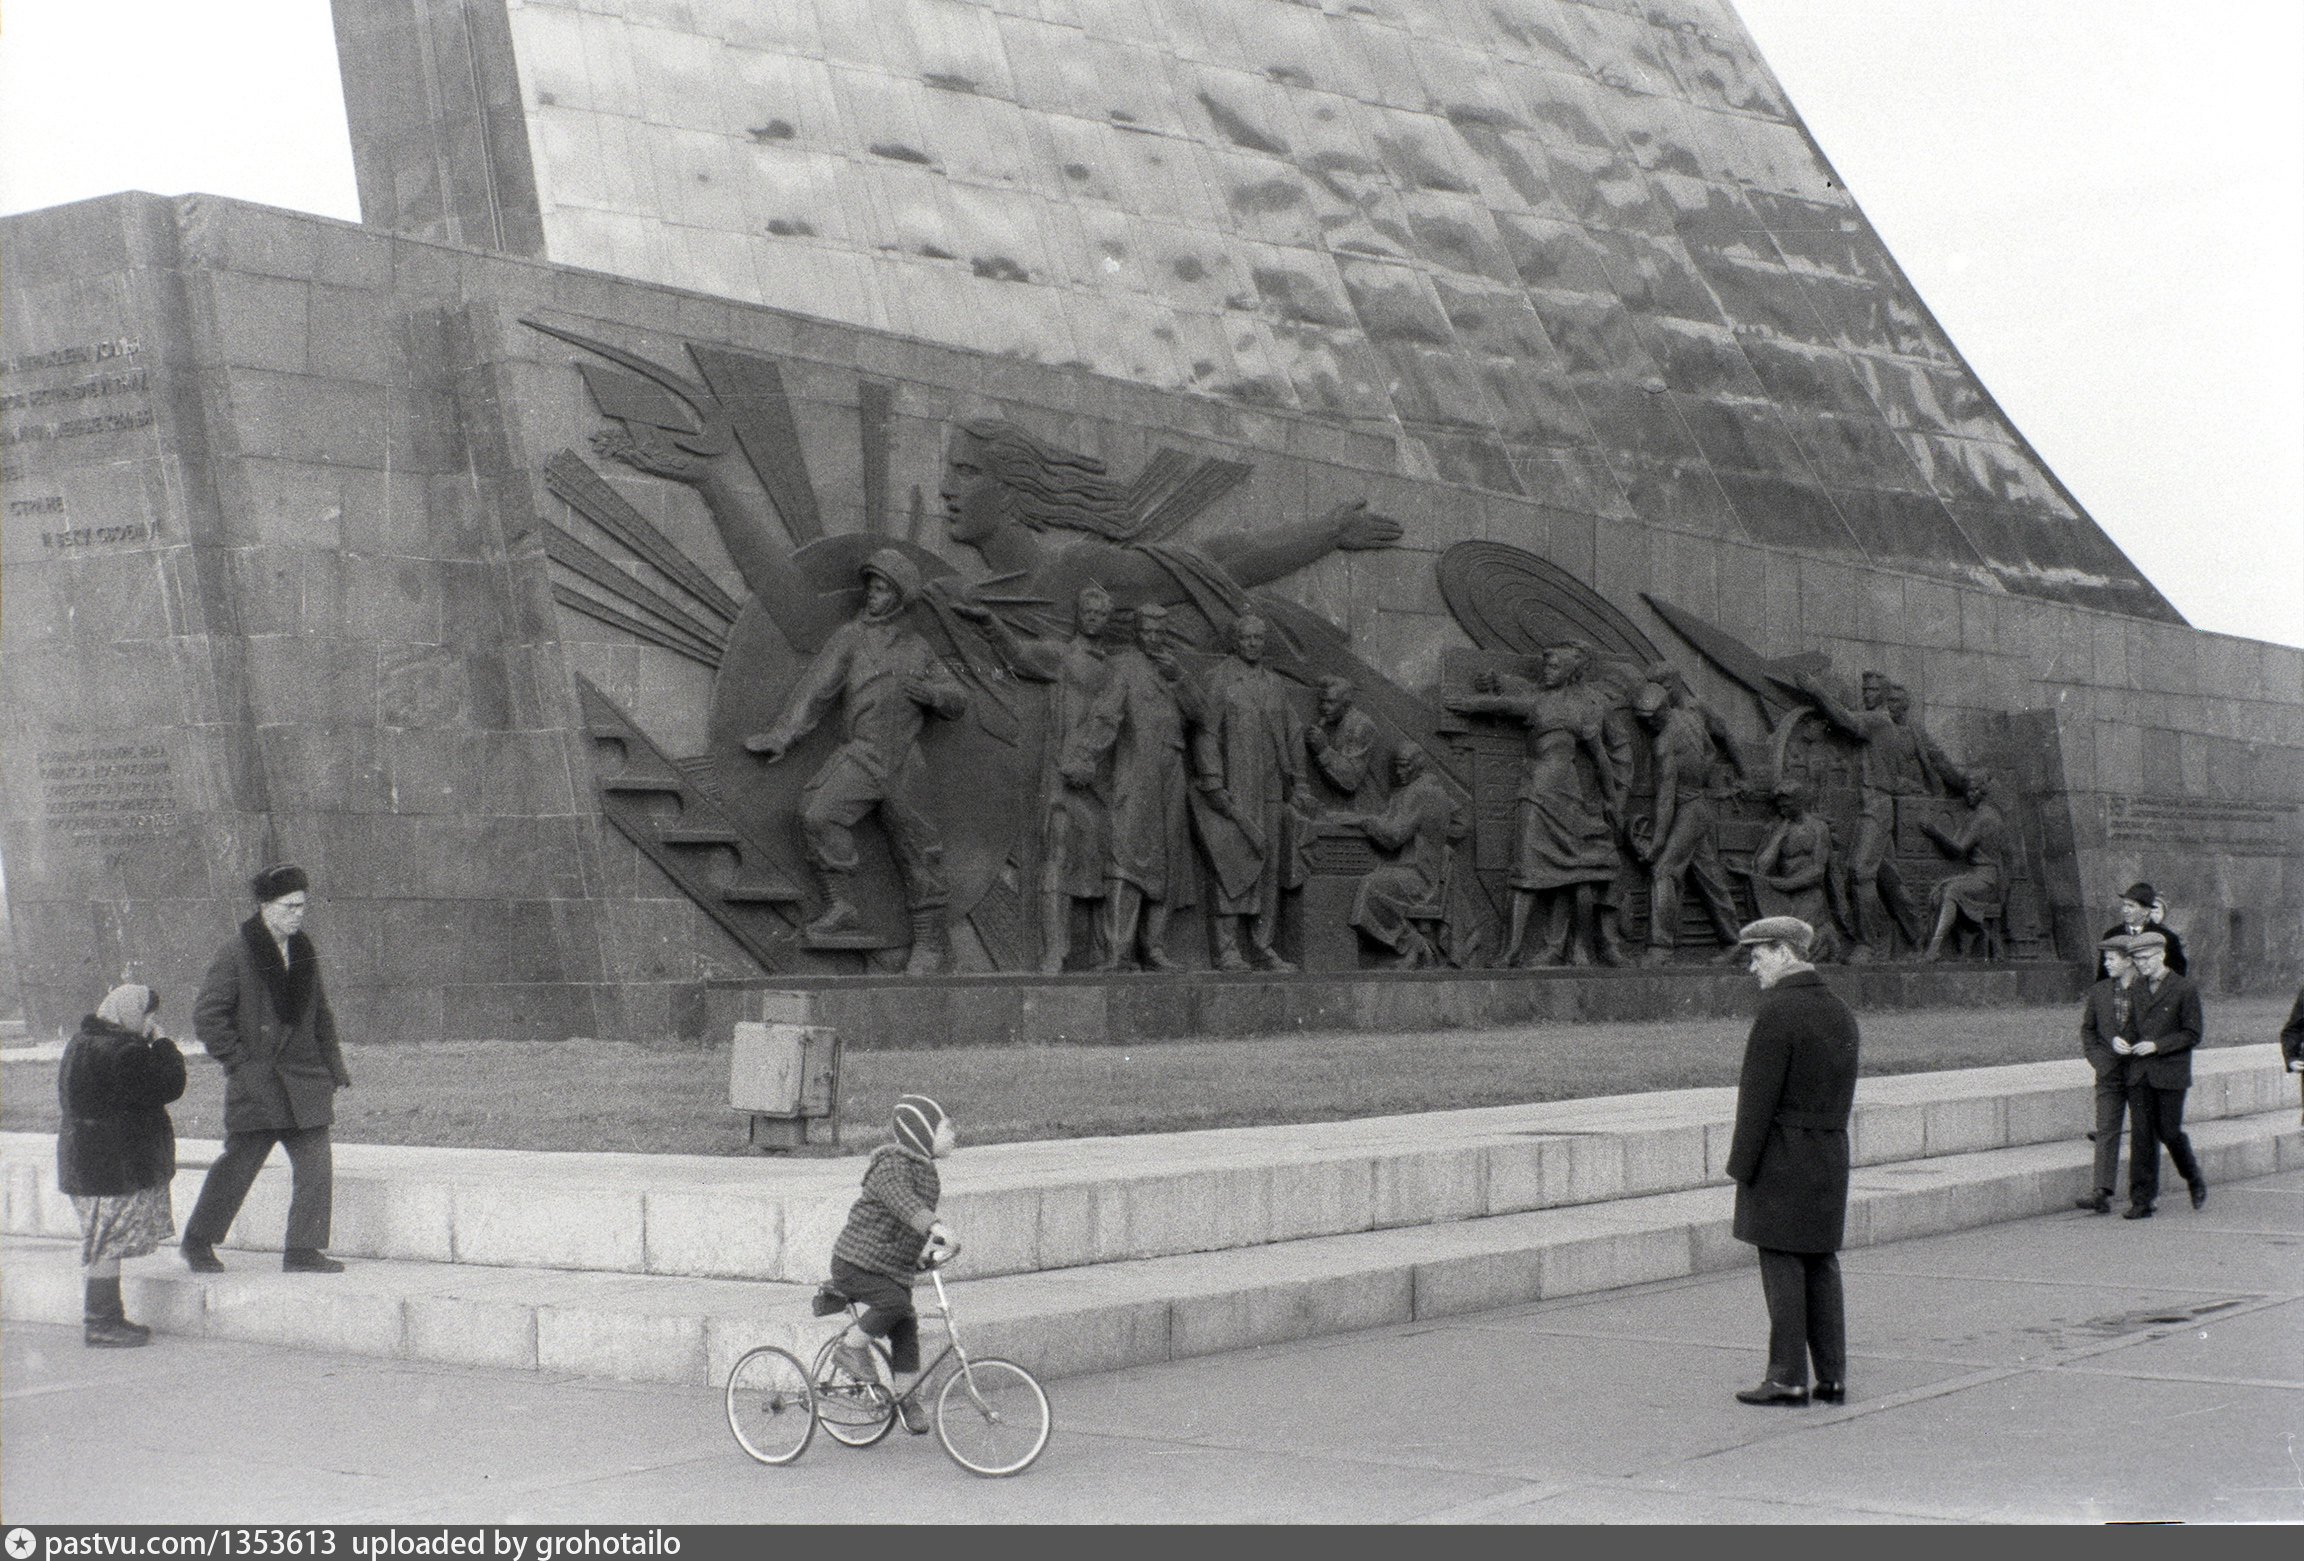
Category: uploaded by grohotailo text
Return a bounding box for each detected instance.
[4,1533,684,1561]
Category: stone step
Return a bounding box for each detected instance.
[4,1046,2288,1283]
[4,1112,2294,1387]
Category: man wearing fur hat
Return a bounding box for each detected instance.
[1726,916,1859,1407]
[746,549,969,974]
[181,865,352,1274]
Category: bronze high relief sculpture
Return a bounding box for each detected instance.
[531,323,2056,977]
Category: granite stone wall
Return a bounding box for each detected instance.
[2,191,2297,1042]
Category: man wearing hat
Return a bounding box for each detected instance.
[181,865,353,1273]
[2099,883,2186,980]
[746,548,969,974]
[1725,916,1860,1406]
[2120,929,2207,1217]
[2075,934,2144,1213]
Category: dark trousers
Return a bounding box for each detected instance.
[183,1126,334,1250]
[829,1257,920,1373]
[2127,1085,2200,1206]
[2090,1073,2128,1193]
[1757,1248,1846,1388]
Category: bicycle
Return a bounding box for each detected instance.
[726,1244,1051,1476]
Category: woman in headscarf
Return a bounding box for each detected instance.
[57,983,186,1347]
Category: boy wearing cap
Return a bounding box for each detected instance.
[2099,882,2186,979]
[826,1095,961,1433]
[181,865,353,1274]
[2075,936,2142,1213]
[1725,916,1859,1407]
[2121,931,2206,1217]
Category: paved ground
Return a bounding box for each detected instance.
[5,1170,2301,1525]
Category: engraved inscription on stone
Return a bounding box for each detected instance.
[0,338,150,451]
[39,744,179,846]
[1306,833,1380,877]
[2102,795,2299,854]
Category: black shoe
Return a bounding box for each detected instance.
[2189,1180,2207,1210]
[181,1241,225,1273]
[283,1248,345,1273]
[1811,1381,1845,1405]
[1734,1380,1810,1406]
[2074,1192,2111,1214]
[84,1317,152,1348]
[2122,1203,2154,1220]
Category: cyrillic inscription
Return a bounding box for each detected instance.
[38,744,180,845]
[2102,794,2299,854]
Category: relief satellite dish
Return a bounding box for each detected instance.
[1436,540,1664,664]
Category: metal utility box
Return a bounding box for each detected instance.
[729,992,840,1151]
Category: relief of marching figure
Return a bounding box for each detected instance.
[1630,679,1746,965]
[742,549,968,973]
[1791,670,1967,962]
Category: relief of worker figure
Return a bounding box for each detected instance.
[1060,603,1201,971]
[1746,782,1845,964]
[957,583,1119,973]
[744,549,968,973]
[1919,770,2010,961]
[1448,642,1629,967]
[1192,613,1308,972]
[1305,677,1384,805]
[1337,743,1463,969]
[1792,670,1966,962]
[1632,681,1746,964]
[938,420,1403,637]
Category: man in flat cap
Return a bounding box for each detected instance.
[2120,929,2207,1218]
[181,865,352,1274]
[2075,933,2144,1213]
[1726,916,1860,1407]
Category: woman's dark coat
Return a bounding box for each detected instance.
[57,1015,187,1197]
[1728,968,1861,1253]
[194,916,350,1134]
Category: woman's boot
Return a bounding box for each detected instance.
[83,1276,151,1348]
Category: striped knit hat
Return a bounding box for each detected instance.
[892,1094,948,1157]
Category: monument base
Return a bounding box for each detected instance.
[684,962,2086,1050]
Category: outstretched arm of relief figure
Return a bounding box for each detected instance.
[1198,499,1403,588]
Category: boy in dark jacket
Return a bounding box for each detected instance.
[826,1095,959,1432]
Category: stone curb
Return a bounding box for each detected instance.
[4,1111,2294,1387]
[5,1047,2288,1285]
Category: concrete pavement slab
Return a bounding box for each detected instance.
[7,1169,2301,1523]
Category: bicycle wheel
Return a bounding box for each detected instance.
[811,1333,897,1448]
[725,1346,815,1466]
[935,1357,1050,1477]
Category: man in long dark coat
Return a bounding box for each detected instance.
[1726,915,1860,1406]
[181,864,353,1273]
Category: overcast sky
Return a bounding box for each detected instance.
[1,0,2296,650]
